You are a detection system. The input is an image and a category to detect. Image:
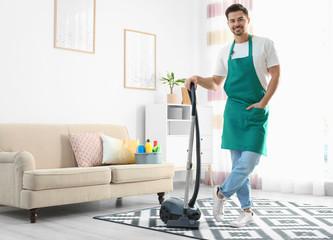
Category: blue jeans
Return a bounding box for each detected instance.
[219,150,261,209]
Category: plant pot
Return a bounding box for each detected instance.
[167,94,178,104]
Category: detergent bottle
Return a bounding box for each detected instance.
[145,139,153,153]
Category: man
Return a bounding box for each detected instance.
[185,4,280,227]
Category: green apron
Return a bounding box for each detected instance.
[222,35,269,156]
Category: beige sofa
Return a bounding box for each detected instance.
[0,124,174,223]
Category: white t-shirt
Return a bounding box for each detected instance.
[214,35,279,91]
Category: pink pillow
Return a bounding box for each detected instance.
[68,133,103,167]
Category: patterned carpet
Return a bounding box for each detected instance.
[94,197,333,240]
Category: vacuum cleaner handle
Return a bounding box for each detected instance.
[189,83,196,117]
[187,83,201,208]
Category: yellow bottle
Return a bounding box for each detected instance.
[145,139,153,153]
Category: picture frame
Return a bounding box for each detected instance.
[124,29,156,90]
[54,0,96,53]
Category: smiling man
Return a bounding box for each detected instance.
[185,4,280,227]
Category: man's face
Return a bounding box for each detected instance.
[227,11,250,37]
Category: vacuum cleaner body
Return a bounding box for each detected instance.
[160,198,201,224]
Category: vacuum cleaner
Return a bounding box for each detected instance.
[159,82,201,229]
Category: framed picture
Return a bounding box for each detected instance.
[54,0,96,53]
[124,29,156,90]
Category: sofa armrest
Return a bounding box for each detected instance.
[0,151,35,207]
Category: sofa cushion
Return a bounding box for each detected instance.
[23,167,111,191]
[66,124,130,140]
[108,163,174,183]
[0,124,75,169]
[0,124,131,169]
[68,133,103,167]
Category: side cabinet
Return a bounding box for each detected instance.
[145,104,213,185]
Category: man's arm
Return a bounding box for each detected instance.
[185,75,226,91]
[246,65,280,110]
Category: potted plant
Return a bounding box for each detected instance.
[160,72,185,104]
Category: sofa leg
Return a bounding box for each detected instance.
[29,208,38,223]
[157,192,165,204]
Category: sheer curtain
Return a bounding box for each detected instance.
[203,0,331,196]
[251,0,331,195]
[203,0,259,188]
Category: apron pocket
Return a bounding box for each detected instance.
[247,108,268,124]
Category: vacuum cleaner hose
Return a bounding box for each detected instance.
[187,83,201,208]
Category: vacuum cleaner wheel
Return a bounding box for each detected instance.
[160,205,172,223]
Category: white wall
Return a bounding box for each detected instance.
[0,0,207,141]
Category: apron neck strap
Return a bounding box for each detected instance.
[228,34,252,59]
[248,34,252,57]
[228,41,235,60]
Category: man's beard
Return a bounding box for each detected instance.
[232,26,245,36]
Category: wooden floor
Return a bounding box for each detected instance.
[1,182,333,240]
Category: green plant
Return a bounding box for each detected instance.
[160,72,186,94]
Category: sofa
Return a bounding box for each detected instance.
[0,123,174,223]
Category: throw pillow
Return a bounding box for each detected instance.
[68,133,103,167]
[102,135,138,164]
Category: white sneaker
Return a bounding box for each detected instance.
[213,186,226,222]
[229,211,254,228]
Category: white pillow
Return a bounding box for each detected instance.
[102,135,137,164]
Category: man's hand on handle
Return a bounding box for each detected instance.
[185,76,198,91]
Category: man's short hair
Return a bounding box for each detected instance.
[225,4,249,19]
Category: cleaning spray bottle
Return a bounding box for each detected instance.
[145,139,153,153]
